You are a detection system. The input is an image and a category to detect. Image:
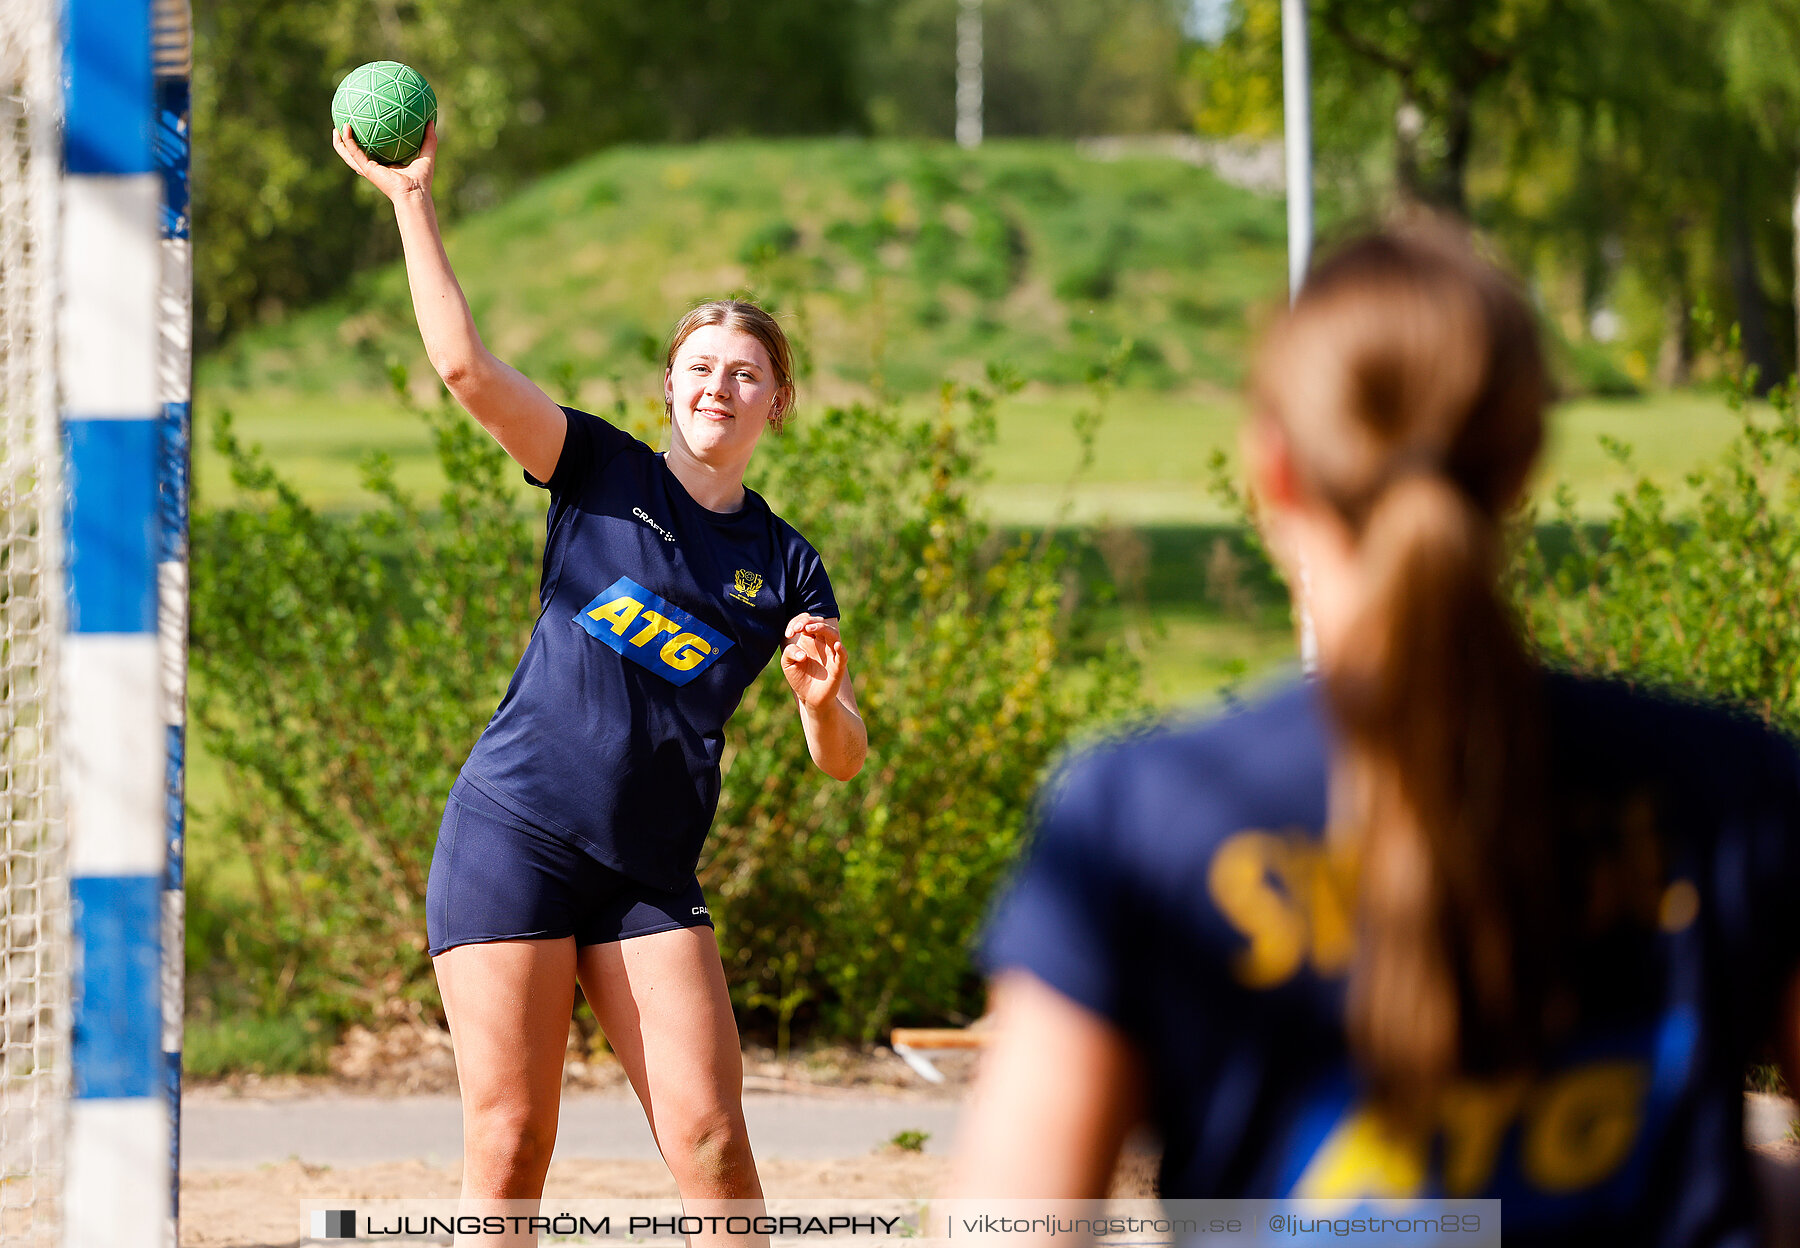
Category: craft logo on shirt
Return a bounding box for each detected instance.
[729,568,763,605]
[632,507,676,543]
[575,576,733,686]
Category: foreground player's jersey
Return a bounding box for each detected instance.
[460,407,837,889]
[985,675,1800,1245]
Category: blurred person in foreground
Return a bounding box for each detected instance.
[955,222,1800,1243]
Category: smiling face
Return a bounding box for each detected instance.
[664,323,785,467]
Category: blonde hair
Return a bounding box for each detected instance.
[1252,222,1553,1123]
[664,299,797,432]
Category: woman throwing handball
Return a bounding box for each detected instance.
[333,121,866,1230]
[958,223,1800,1242]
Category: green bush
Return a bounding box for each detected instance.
[1516,358,1800,728]
[1554,334,1643,399]
[190,377,538,1027]
[184,1011,329,1079]
[706,377,1143,1045]
[189,372,1141,1041]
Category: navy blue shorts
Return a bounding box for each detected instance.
[426,778,713,957]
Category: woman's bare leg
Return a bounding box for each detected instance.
[577,926,763,1201]
[435,938,577,1245]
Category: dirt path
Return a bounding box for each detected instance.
[182,1089,965,1169]
[179,1036,996,1246]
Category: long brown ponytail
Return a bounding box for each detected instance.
[1251,224,1553,1122]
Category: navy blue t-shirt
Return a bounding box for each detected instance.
[460,407,838,890]
[985,674,1800,1245]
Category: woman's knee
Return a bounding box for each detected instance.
[662,1106,751,1179]
[464,1099,559,1176]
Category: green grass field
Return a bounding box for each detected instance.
[195,382,1744,523]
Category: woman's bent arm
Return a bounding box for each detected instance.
[781,615,867,781]
[953,971,1144,1200]
[333,124,565,482]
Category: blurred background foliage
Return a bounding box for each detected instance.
[194,0,1185,343]
[198,0,1800,395]
[1186,0,1800,394]
[202,138,1287,404]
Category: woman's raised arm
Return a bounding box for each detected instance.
[332,122,565,482]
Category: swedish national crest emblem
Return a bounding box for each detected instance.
[729,568,763,605]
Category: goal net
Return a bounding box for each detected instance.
[0,0,69,1240]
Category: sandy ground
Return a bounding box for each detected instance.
[178,1033,1103,1247]
[180,1155,974,1248]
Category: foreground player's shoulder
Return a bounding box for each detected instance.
[1039,679,1330,867]
[1073,678,1328,818]
[1552,672,1800,1008]
[1548,669,1800,802]
[988,683,1326,1020]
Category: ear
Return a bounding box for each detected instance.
[1243,416,1302,514]
[663,368,674,414]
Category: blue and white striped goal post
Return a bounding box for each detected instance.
[60,0,190,1242]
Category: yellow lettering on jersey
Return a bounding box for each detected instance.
[629,611,681,648]
[662,632,713,671]
[588,595,643,635]
[1207,832,1306,988]
[1294,1111,1424,1196]
[1438,1077,1529,1195]
[1296,1061,1646,1197]
[1521,1061,1646,1192]
[1298,847,1356,977]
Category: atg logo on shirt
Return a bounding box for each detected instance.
[575,576,734,686]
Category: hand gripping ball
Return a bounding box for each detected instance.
[332,61,437,165]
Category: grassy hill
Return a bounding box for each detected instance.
[203,137,1287,403]
[199,135,1738,519]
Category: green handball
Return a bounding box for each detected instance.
[332,61,437,165]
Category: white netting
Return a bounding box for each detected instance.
[0,0,66,1242]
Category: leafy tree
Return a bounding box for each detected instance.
[1487,0,1800,389]
[856,0,1189,139]
[192,0,862,344]
[1181,0,1394,209]
[1185,0,1800,390]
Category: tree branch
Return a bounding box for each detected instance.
[1318,0,1417,79]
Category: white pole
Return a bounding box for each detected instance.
[956,0,983,150]
[1282,0,1319,673]
[1282,0,1314,301]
